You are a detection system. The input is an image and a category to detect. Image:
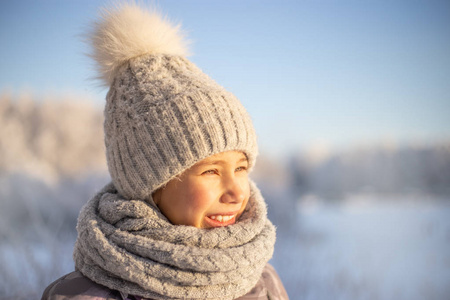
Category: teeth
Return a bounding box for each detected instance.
[209,215,234,222]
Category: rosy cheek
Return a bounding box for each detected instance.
[185,185,215,211]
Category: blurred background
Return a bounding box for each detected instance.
[1,0,449,299]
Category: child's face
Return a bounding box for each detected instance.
[152,151,250,228]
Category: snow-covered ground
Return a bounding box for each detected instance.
[271,196,450,300]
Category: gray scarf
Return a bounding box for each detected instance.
[73,181,276,300]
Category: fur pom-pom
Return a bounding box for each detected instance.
[87,3,190,86]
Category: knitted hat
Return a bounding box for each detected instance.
[88,3,258,200]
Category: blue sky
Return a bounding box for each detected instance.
[1,0,449,155]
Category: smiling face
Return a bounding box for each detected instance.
[152,151,250,228]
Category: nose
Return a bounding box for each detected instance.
[220,176,246,204]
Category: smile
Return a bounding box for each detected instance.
[209,215,235,222]
[204,213,238,227]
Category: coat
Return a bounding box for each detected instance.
[41,263,289,300]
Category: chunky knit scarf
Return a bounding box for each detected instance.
[73,181,276,300]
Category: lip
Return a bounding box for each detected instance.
[204,211,240,228]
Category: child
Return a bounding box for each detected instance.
[42,3,288,300]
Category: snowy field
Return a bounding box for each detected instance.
[271,196,450,300]
[1,186,449,299]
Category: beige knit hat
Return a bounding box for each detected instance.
[88,3,258,200]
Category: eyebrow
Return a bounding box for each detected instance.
[196,156,248,167]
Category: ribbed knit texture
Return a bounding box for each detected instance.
[73,181,276,300]
[104,54,258,201]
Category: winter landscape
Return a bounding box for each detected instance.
[1,95,449,299]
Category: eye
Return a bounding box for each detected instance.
[201,169,217,175]
[235,166,248,172]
